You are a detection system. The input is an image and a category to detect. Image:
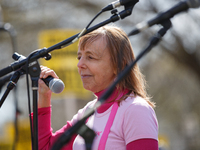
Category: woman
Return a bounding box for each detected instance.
[34,25,159,150]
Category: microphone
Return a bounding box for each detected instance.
[128,0,200,36]
[102,0,138,12]
[12,52,65,94]
[42,76,65,94]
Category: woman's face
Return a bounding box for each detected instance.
[77,37,116,93]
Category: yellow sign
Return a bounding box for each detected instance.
[38,29,91,99]
[0,120,31,150]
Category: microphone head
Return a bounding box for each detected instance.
[187,0,200,8]
[49,78,65,94]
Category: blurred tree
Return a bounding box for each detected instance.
[131,0,200,149]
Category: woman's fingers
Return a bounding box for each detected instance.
[38,66,59,94]
[40,66,59,79]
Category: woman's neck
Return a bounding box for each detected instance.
[94,88,129,113]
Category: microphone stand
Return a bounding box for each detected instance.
[0,73,15,91]
[51,109,96,150]
[51,19,172,150]
[0,70,24,108]
[25,56,42,150]
[76,125,96,150]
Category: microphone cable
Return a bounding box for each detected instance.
[86,10,103,29]
[66,9,104,48]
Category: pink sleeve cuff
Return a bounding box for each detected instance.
[126,138,159,150]
[31,106,51,117]
[38,106,51,115]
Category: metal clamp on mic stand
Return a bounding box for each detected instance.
[0,70,24,108]
[77,125,96,150]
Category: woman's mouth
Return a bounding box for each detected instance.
[81,75,92,79]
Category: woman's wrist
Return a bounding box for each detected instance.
[38,91,52,108]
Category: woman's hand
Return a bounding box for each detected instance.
[38,66,59,108]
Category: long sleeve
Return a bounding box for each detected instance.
[31,107,76,150]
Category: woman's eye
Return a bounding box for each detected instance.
[77,56,81,60]
[77,56,95,60]
[88,56,94,59]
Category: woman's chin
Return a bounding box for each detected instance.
[83,86,98,93]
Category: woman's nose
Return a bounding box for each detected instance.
[77,57,86,69]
